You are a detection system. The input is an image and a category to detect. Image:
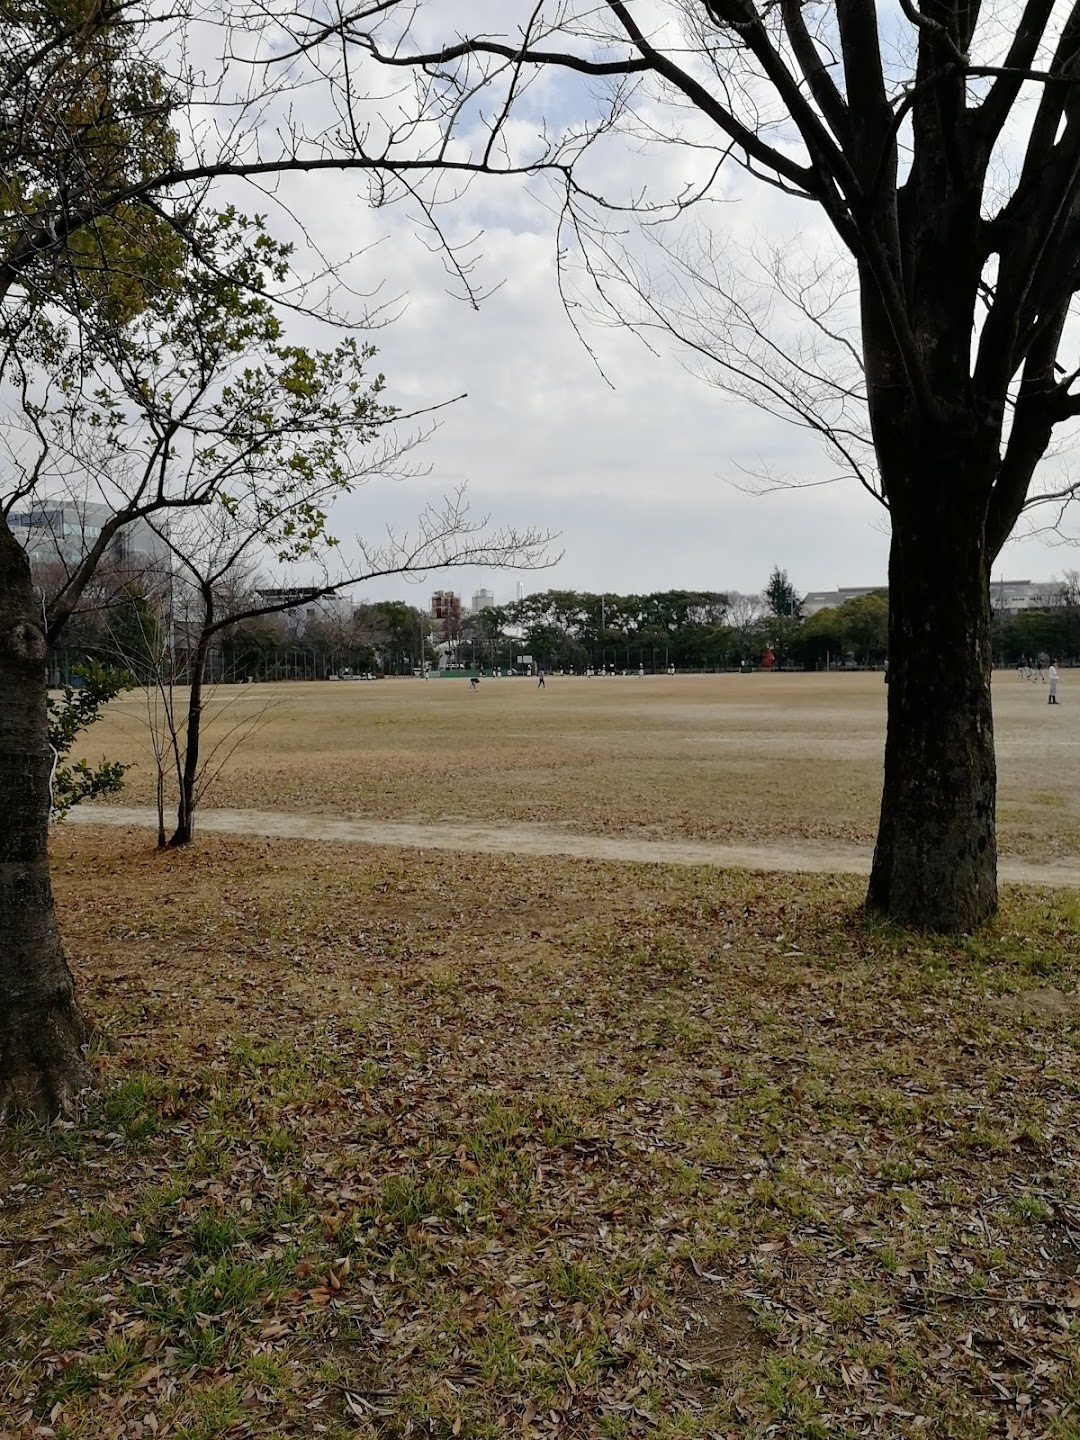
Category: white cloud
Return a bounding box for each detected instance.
[230,4,1072,607]
[24,0,1080,609]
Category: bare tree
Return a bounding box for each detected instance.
[726,590,765,662]
[0,16,551,1117]
[242,0,1080,930]
[134,489,551,846]
[1056,569,1080,608]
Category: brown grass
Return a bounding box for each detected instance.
[0,827,1078,1438]
[85,671,1080,860]
[4,675,1079,1437]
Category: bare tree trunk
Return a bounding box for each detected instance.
[156,763,167,850]
[0,522,92,1119]
[169,627,212,847]
[868,471,998,930]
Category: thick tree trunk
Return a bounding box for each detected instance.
[0,522,92,1120]
[867,485,997,930]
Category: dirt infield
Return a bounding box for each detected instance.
[81,670,1080,864]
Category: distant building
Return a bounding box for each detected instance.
[254,586,323,615]
[10,498,169,569]
[471,587,494,614]
[803,577,1063,619]
[989,578,1063,614]
[431,590,462,624]
[802,585,884,617]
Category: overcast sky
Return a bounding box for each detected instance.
[298,209,1072,608]
[201,3,1080,606]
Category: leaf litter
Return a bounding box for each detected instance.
[0,827,1078,1439]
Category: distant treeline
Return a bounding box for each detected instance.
[473,585,888,670]
[46,576,1080,686]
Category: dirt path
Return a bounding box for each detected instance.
[67,805,1080,890]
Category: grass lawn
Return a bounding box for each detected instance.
[1,828,1078,1439]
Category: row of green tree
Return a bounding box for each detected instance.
[474,576,1080,671]
[991,599,1080,664]
[471,574,890,670]
[68,569,1080,686]
[75,575,892,675]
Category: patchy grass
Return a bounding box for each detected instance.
[1,828,1078,1439]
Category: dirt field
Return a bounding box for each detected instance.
[84,670,1080,861]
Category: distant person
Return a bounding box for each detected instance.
[1017,653,1026,679]
[1049,659,1059,704]
[537,666,546,689]
[469,674,480,690]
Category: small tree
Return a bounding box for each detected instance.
[47,662,133,820]
[133,491,550,845]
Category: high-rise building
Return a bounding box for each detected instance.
[471,588,494,614]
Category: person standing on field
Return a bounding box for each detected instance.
[1049,660,1059,704]
[537,666,546,689]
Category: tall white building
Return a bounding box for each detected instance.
[471,587,495,613]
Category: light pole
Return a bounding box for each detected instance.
[417,609,429,678]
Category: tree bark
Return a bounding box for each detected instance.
[867,474,998,930]
[169,623,211,846]
[0,521,92,1120]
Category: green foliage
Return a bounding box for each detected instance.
[992,600,1080,662]
[765,566,802,619]
[41,206,397,588]
[500,589,734,668]
[796,591,889,667]
[2,0,184,326]
[105,584,164,682]
[47,660,133,818]
[364,600,429,673]
[497,585,890,671]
